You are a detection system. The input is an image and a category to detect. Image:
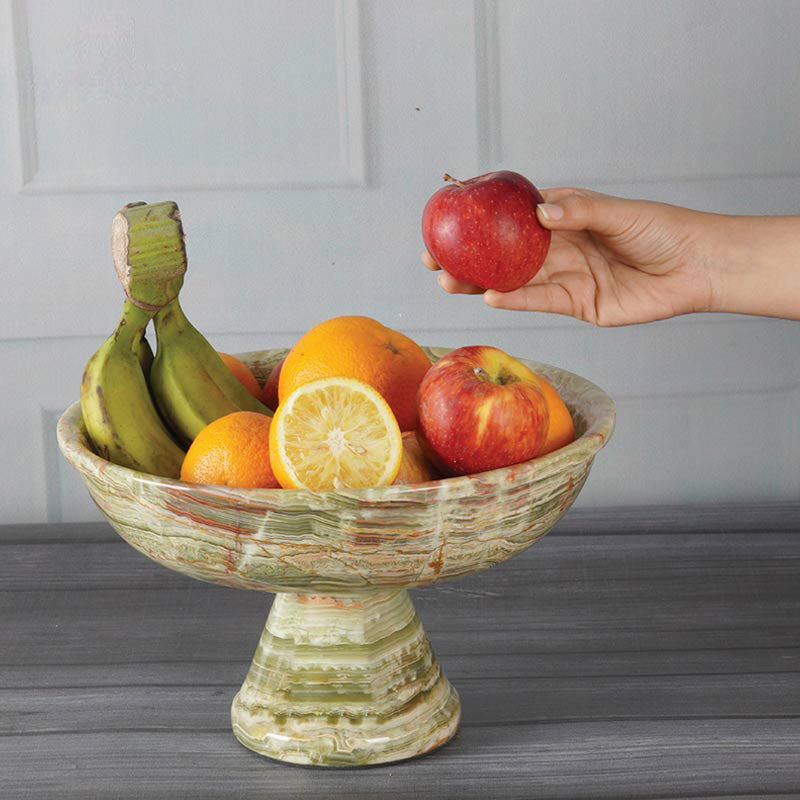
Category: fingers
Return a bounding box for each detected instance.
[536,188,641,238]
[484,284,575,316]
[422,250,483,294]
[421,250,439,271]
[438,272,484,295]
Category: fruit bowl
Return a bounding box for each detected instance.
[57,347,615,767]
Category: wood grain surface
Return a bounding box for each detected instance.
[2,504,799,799]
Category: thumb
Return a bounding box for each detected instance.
[536,189,642,238]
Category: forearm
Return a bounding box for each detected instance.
[703,214,800,320]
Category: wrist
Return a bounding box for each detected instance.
[698,214,800,319]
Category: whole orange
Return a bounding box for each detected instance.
[537,376,575,455]
[180,411,279,488]
[218,352,261,399]
[278,316,431,431]
[393,431,439,484]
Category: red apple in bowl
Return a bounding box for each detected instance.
[422,170,551,293]
[260,357,284,411]
[416,346,550,476]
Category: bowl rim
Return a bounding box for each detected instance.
[57,350,615,504]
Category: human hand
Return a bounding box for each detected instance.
[423,188,720,326]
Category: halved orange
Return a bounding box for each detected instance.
[269,377,403,490]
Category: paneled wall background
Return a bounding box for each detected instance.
[1,0,799,524]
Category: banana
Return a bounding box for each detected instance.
[150,298,272,445]
[136,332,155,377]
[80,300,185,478]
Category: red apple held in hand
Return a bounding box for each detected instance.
[422,171,551,292]
[416,346,550,476]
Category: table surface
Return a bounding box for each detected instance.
[2,503,799,799]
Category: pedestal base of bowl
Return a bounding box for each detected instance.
[231,589,460,767]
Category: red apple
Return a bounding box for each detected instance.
[260,357,284,410]
[416,346,550,476]
[422,170,551,292]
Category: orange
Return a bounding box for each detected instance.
[393,432,439,484]
[180,411,279,488]
[218,352,261,399]
[537,376,575,455]
[278,316,431,431]
[269,377,403,490]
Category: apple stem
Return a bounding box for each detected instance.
[443,173,466,188]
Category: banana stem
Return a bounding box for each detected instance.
[112,201,187,312]
[114,299,157,354]
[153,297,190,340]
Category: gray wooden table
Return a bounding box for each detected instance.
[2,503,799,799]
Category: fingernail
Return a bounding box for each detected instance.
[538,203,563,221]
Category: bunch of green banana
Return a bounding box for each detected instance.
[80,300,185,478]
[114,199,270,446]
[80,199,272,477]
[150,298,271,445]
[81,201,189,477]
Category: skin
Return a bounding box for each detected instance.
[422,187,800,325]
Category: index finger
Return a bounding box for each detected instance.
[421,250,440,271]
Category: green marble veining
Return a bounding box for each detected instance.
[231,590,460,765]
[57,347,615,766]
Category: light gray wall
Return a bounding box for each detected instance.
[1,0,799,524]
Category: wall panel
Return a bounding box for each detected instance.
[1,0,798,522]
